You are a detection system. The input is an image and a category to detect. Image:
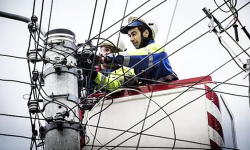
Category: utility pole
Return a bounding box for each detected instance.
[39,29,81,150]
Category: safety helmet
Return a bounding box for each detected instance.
[120,16,158,39]
[100,37,126,52]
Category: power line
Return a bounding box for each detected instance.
[136,0,180,148]
[86,145,237,150]
[0,133,36,140]
[90,0,109,148]
[0,78,30,85]
[0,111,236,150]
[0,53,27,60]
[104,0,170,41]
[0,113,44,120]
[131,77,249,98]
[87,0,150,42]
[88,0,98,40]
[90,0,130,148]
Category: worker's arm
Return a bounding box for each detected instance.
[106,45,165,70]
[93,67,135,91]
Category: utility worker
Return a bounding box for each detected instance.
[102,16,178,83]
[91,38,136,91]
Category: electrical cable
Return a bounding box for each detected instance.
[0,78,30,85]
[137,70,244,139]
[0,113,45,120]
[89,1,109,148]
[25,0,41,149]
[88,0,98,40]
[71,64,249,89]
[0,111,235,149]
[86,100,111,150]
[0,133,36,140]
[218,37,244,71]
[0,53,28,60]
[41,0,54,77]
[77,0,163,51]
[114,0,129,87]
[32,0,45,72]
[214,0,229,12]
[86,123,237,149]
[87,0,227,50]
[80,0,150,48]
[131,77,249,98]
[104,0,169,42]
[89,1,130,147]
[0,110,236,150]
[87,145,237,150]
[136,0,179,148]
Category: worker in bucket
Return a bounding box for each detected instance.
[101,16,178,83]
[91,38,136,91]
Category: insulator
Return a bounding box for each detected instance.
[31,16,38,22]
[28,100,39,114]
[28,52,37,63]
[31,83,36,89]
[55,112,64,130]
[79,75,84,80]
[53,63,62,69]
[32,71,39,82]
[28,22,37,33]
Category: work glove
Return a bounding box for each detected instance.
[98,54,113,64]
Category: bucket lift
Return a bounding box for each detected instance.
[81,76,237,150]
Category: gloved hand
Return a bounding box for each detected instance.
[98,55,113,64]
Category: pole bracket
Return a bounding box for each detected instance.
[39,121,83,139]
[43,66,79,78]
[48,93,79,103]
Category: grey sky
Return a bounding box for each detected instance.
[0,0,250,149]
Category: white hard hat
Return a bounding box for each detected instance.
[120,16,158,39]
[100,37,126,52]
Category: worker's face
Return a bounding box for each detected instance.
[128,27,141,49]
[128,27,149,49]
[100,46,113,56]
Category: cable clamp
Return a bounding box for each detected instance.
[243,59,250,79]
[203,7,223,36]
[39,121,82,139]
[27,48,43,63]
[28,16,38,33]
[28,99,43,114]
[47,93,79,104]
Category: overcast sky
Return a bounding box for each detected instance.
[0,0,250,149]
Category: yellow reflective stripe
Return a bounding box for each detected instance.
[95,73,106,90]
[146,43,165,53]
[115,43,164,56]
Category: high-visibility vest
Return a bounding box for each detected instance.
[108,42,175,81]
[93,66,135,91]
